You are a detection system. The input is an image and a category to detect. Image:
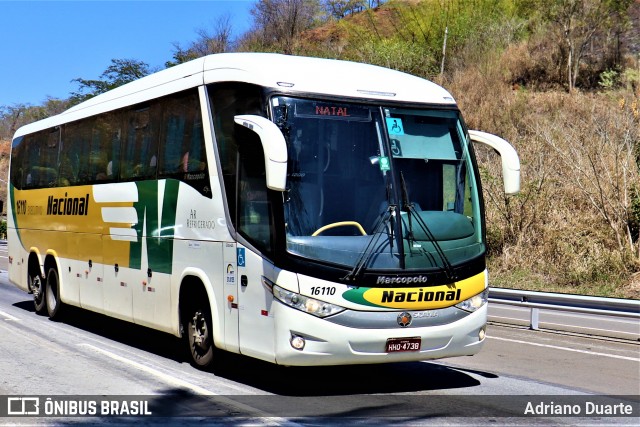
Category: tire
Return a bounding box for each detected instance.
[45,267,63,319]
[185,300,214,368]
[30,273,46,314]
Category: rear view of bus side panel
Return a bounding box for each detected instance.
[7,187,27,293]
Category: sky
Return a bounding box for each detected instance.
[0,0,255,106]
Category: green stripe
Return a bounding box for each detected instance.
[130,180,179,274]
[341,287,382,308]
[9,184,24,249]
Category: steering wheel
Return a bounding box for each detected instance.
[312,221,367,236]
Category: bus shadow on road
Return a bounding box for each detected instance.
[13,300,494,396]
[144,387,524,420]
[210,349,487,395]
[12,300,186,363]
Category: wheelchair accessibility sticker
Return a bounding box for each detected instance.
[386,118,404,135]
[237,248,246,267]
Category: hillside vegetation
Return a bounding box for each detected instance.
[1,0,639,298]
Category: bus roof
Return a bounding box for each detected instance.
[13,53,457,138]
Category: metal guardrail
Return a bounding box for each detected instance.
[488,287,640,331]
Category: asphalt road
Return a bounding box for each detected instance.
[0,241,638,425]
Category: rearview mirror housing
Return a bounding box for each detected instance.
[234,115,288,192]
[469,130,521,195]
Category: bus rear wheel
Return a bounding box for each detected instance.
[45,267,63,319]
[30,273,46,314]
[186,303,214,368]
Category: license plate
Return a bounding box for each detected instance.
[385,337,421,353]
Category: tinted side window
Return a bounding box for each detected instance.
[63,118,93,185]
[121,104,160,181]
[60,113,122,186]
[158,90,210,197]
[10,136,25,189]
[22,128,60,189]
[93,114,122,182]
[208,83,265,225]
[11,89,207,192]
[238,129,273,253]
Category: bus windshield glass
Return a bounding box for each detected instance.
[273,96,484,274]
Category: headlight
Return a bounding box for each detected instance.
[272,284,346,318]
[455,289,488,312]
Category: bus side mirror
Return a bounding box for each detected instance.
[469,130,521,195]
[234,115,288,192]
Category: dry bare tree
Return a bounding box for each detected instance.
[249,0,322,54]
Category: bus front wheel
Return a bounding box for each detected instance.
[186,302,214,368]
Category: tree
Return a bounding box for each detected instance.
[523,0,633,91]
[248,0,322,54]
[70,59,151,105]
[166,14,235,67]
[0,98,70,139]
[323,0,365,19]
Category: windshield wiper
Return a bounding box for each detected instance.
[342,203,396,282]
[399,172,458,282]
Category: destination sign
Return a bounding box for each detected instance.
[294,102,371,121]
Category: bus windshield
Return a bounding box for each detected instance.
[273,96,484,275]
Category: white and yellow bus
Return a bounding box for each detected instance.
[7,53,519,367]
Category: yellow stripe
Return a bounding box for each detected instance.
[361,271,486,310]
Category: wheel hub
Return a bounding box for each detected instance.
[191,311,209,349]
[32,276,42,300]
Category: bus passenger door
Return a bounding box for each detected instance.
[236,244,276,363]
[222,242,239,352]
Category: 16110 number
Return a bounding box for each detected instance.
[310,286,336,296]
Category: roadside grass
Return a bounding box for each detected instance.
[448,49,640,301]
[487,262,634,299]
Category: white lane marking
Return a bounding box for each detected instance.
[487,336,640,362]
[0,309,19,321]
[79,343,215,395]
[78,343,295,426]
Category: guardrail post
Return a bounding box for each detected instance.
[530,307,539,330]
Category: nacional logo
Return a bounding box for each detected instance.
[341,271,487,310]
[47,193,90,216]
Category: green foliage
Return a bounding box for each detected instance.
[622,68,640,91]
[598,69,620,89]
[69,59,151,105]
[340,27,436,75]
[327,0,524,77]
[324,0,368,19]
